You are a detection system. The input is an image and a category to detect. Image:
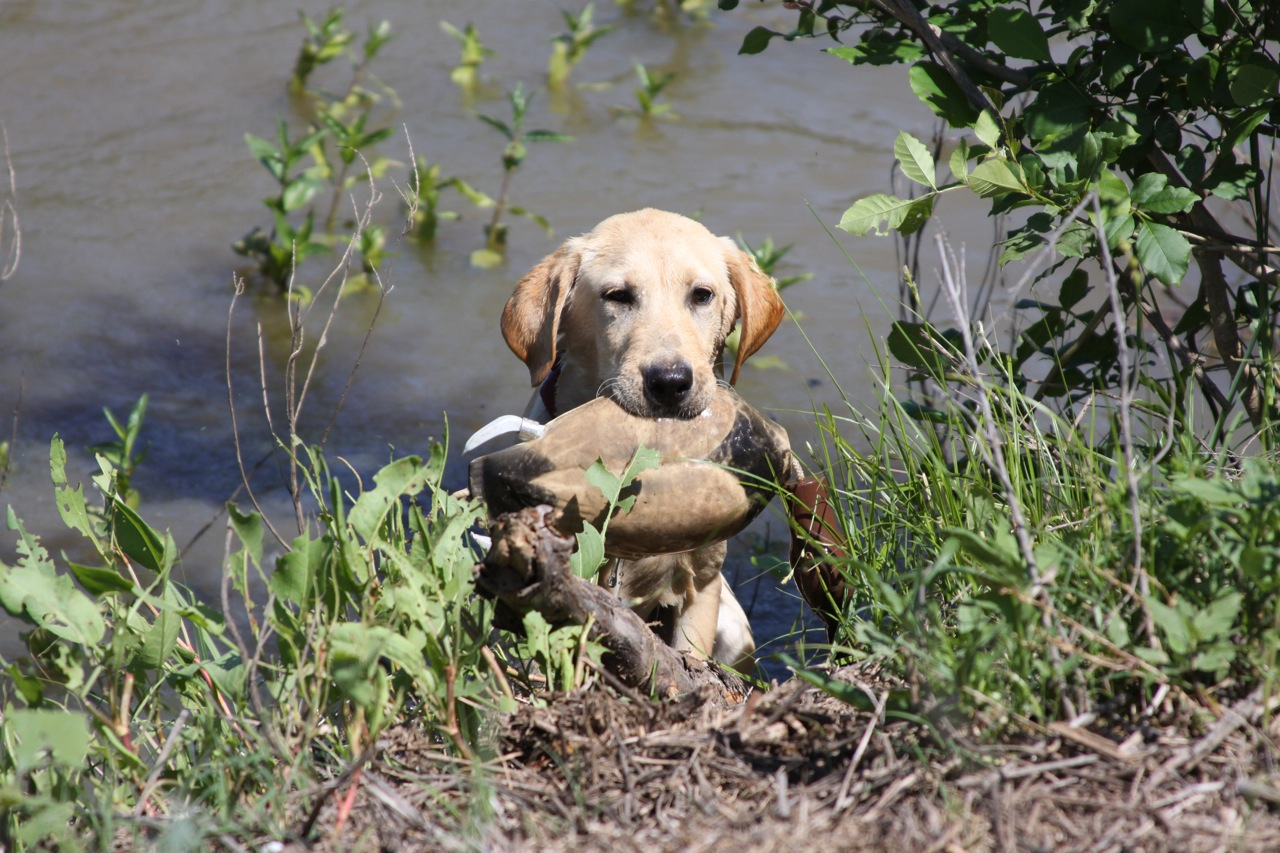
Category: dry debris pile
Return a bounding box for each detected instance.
[296,664,1280,852]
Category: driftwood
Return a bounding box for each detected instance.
[474,505,748,703]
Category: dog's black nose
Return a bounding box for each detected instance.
[643,362,694,410]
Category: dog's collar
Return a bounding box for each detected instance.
[539,361,563,419]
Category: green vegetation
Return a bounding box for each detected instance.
[733,0,1280,724]
[235,7,397,292]
[464,83,572,268]
[548,4,614,88]
[6,0,1280,847]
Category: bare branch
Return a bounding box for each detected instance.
[0,120,20,281]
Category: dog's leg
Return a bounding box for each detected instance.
[713,577,756,673]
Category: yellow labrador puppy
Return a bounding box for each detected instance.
[501,209,785,669]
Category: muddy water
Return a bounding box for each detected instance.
[0,0,996,657]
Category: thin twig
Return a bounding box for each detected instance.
[226,277,288,549]
[0,119,20,281]
[1093,196,1158,649]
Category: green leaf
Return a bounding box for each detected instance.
[974,110,1002,149]
[584,459,624,505]
[1134,221,1191,285]
[894,131,936,190]
[1229,61,1279,107]
[227,503,264,566]
[738,26,780,55]
[1110,0,1193,53]
[988,9,1051,62]
[570,523,606,578]
[1023,81,1093,144]
[1169,476,1240,505]
[948,139,971,182]
[1060,268,1089,310]
[10,709,91,773]
[134,606,181,669]
[67,561,134,596]
[1131,173,1198,214]
[1146,598,1191,655]
[271,535,324,604]
[109,497,169,573]
[348,456,430,543]
[908,62,980,128]
[967,159,1024,197]
[281,177,322,212]
[838,193,933,236]
[2,509,107,645]
[887,321,954,378]
[1191,590,1242,642]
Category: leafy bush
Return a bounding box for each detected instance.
[0,427,503,847]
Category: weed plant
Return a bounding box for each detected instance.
[799,242,1280,735]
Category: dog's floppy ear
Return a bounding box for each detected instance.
[723,240,785,385]
[502,243,581,387]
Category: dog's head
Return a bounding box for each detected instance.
[502,209,785,418]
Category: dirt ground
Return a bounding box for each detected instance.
[289,663,1280,852]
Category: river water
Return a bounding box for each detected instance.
[0,0,997,662]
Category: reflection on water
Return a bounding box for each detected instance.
[0,0,996,654]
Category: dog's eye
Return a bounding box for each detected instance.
[690,286,715,307]
[602,288,635,305]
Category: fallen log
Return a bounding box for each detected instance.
[474,505,749,703]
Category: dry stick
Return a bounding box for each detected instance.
[133,709,190,817]
[0,119,20,282]
[443,663,473,761]
[218,525,291,762]
[477,506,749,700]
[934,235,1042,588]
[226,278,288,550]
[297,742,381,840]
[321,157,395,446]
[1093,197,1159,650]
[835,688,889,811]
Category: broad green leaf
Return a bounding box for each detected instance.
[1023,81,1093,144]
[1131,173,1197,214]
[894,131,936,190]
[1110,0,1193,53]
[887,321,954,378]
[67,561,134,596]
[227,503,264,566]
[271,534,324,604]
[584,459,623,505]
[988,9,1051,62]
[974,110,1002,150]
[1096,170,1131,218]
[621,446,661,488]
[281,177,322,213]
[110,497,169,573]
[908,62,980,128]
[738,26,780,55]
[838,193,933,236]
[967,159,1024,197]
[1060,268,1089,310]
[349,456,429,543]
[948,139,971,181]
[570,523,606,578]
[1146,598,1191,655]
[1134,221,1191,285]
[1228,61,1279,107]
[10,709,91,773]
[1104,214,1135,250]
[134,606,181,669]
[2,509,107,645]
[1191,590,1242,642]
[1169,476,1240,505]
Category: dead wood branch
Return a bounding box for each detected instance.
[474,505,749,703]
